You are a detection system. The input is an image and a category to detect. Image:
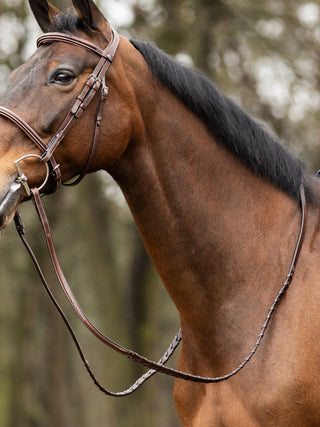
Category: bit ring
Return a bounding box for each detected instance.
[14,154,50,196]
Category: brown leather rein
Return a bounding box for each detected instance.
[0,29,308,396]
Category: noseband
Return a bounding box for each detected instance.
[0,28,120,192]
[0,29,308,397]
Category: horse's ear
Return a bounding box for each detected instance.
[72,0,111,36]
[29,0,61,32]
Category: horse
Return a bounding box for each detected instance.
[1,0,320,425]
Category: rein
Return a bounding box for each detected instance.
[14,183,307,394]
[0,28,308,395]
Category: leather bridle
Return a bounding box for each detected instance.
[0,28,120,193]
[0,28,308,397]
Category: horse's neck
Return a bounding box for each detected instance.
[111,84,301,366]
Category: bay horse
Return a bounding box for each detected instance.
[1,0,320,425]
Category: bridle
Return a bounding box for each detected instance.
[0,27,183,396]
[0,28,120,193]
[0,28,308,396]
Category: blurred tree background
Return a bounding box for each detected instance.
[1,0,320,426]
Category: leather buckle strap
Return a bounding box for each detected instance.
[72,74,103,117]
[38,30,119,167]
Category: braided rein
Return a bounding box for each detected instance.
[12,183,306,395]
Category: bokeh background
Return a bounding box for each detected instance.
[1,0,320,426]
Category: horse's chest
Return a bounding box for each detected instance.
[176,379,320,426]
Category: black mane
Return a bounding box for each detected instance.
[47,13,313,203]
[130,39,312,202]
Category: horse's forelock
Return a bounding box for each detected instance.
[49,12,91,34]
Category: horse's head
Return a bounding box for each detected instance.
[0,0,139,229]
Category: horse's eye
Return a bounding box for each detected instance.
[52,71,75,86]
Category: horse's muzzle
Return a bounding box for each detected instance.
[0,180,21,230]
